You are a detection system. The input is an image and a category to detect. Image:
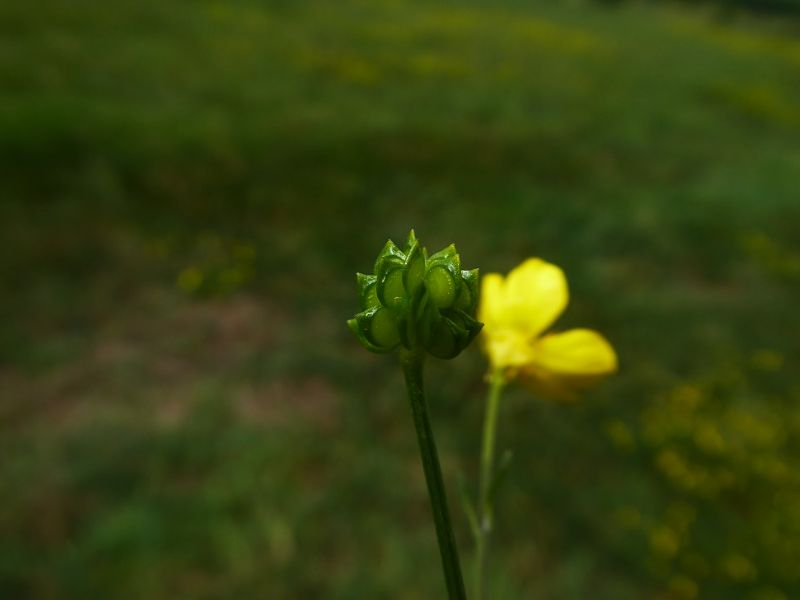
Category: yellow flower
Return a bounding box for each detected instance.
[478,258,617,399]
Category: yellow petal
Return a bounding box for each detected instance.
[482,329,535,370]
[530,328,618,376]
[478,272,506,329]
[503,258,568,337]
[518,329,617,401]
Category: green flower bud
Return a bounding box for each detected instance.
[347,230,483,358]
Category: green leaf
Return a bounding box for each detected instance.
[458,473,480,541]
[488,449,514,504]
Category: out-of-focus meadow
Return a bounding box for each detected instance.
[2,0,800,597]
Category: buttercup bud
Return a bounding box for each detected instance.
[348,230,483,359]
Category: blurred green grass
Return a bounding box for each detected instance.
[2,0,800,598]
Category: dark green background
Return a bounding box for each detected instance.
[2,0,800,598]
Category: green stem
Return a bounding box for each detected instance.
[400,350,467,600]
[474,370,506,600]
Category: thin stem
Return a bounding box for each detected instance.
[474,369,506,600]
[400,350,467,600]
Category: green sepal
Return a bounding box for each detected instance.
[427,244,461,275]
[425,265,458,308]
[349,230,483,360]
[427,243,457,263]
[403,241,426,296]
[451,308,484,348]
[425,244,462,309]
[392,296,413,350]
[415,288,441,349]
[405,229,418,253]
[356,273,379,310]
[347,307,399,353]
[371,307,401,348]
[455,268,479,312]
[347,317,386,354]
[426,308,483,358]
[375,239,409,309]
[395,284,436,350]
[377,266,407,309]
[426,315,463,359]
[374,239,406,275]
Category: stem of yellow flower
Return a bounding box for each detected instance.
[399,349,467,600]
[474,369,506,600]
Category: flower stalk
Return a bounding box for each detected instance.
[474,369,506,600]
[401,349,467,600]
[348,230,482,599]
[470,256,618,596]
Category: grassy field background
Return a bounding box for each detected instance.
[2,0,800,598]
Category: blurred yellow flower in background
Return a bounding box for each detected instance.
[478,258,617,399]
